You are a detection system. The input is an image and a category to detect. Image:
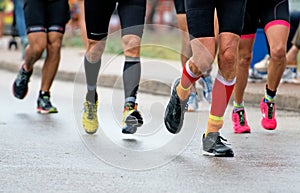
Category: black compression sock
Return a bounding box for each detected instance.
[123,56,141,101]
[84,56,101,91]
[266,84,276,98]
[39,90,50,98]
[86,90,98,103]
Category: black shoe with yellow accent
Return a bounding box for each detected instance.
[164,78,188,134]
[122,102,143,134]
[37,91,58,114]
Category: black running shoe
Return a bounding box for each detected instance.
[12,67,33,99]
[37,93,58,114]
[202,132,234,157]
[164,78,188,134]
[122,102,143,134]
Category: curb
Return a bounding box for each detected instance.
[1,60,299,112]
[0,60,172,96]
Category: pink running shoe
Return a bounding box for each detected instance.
[232,109,251,133]
[260,98,277,130]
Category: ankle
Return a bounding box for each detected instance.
[233,101,244,112]
[205,118,223,137]
[176,86,190,101]
[86,90,98,103]
[22,64,32,72]
[39,90,50,97]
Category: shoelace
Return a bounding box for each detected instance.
[86,102,97,119]
[40,97,53,109]
[267,103,274,119]
[16,72,29,86]
[216,136,230,146]
[238,110,245,126]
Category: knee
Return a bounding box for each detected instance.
[47,40,62,53]
[192,56,213,75]
[30,43,47,58]
[219,49,236,67]
[191,47,215,74]
[86,40,105,62]
[218,49,237,79]
[122,35,141,56]
[270,45,286,62]
[239,51,252,68]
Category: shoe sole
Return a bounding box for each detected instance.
[233,127,251,133]
[263,128,276,130]
[202,150,234,157]
[84,128,98,135]
[37,108,58,114]
[261,126,276,130]
[122,126,137,134]
[202,150,216,156]
[234,130,251,134]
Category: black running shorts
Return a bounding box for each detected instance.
[242,0,290,35]
[186,0,247,38]
[24,0,70,34]
[85,0,146,41]
[174,0,186,14]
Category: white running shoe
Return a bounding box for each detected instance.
[254,54,270,73]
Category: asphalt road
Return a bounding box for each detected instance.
[0,70,300,193]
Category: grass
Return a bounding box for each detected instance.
[63,29,182,61]
[63,31,300,72]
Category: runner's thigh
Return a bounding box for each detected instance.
[186,0,215,38]
[118,0,146,37]
[85,0,116,40]
[216,0,247,35]
[46,0,70,33]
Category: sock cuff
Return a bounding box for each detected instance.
[185,60,200,79]
[265,85,276,101]
[178,79,192,91]
[264,92,275,102]
[181,60,202,89]
[125,56,140,62]
[216,72,236,86]
[39,90,50,97]
[209,114,224,121]
[85,54,101,64]
[207,117,224,132]
[233,101,244,108]
[125,97,136,104]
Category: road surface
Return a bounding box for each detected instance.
[0,70,299,192]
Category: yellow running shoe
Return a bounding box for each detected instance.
[122,103,143,134]
[82,100,98,134]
